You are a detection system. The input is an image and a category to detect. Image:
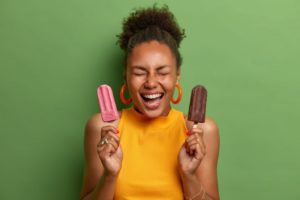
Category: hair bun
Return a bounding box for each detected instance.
[118,5,185,50]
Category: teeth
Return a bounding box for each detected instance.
[143,93,162,99]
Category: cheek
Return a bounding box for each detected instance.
[159,75,177,89]
[127,76,143,92]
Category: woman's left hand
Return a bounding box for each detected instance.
[178,125,206,175]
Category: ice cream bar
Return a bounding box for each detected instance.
[188,85,207,123]
[97,84,119,122]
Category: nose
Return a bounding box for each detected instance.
[144,74,158,89]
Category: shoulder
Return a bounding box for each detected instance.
[198,117,219,147]
[197,117,220,200]
[85,113,103,133]
[202,117,219,138]
[200,117,220,164]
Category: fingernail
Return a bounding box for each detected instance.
[116,129,120,134]
[186,130,190,136]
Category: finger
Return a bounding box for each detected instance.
[185,141,190,154]
[100,142,118,158]
[187,132,206,152]
[99,131,120,149]
[186,128,203,141]
[97,141,108,153]
[106,137,119,150]
[186,134,198,143]
[105,132,120,143]
[97,146,105,160]
[193,133,206,153]
[189,143,205,159]
[190,127,204,137]
[186,138,200,147]
[186,137,205,155]
[185,135,198,154]
[189,136,205,155]
[101,126,119,137]
[106,142,118,154]
[187,143,198,156]
[98,135,119,149]
[101,125,119,133]
[186,132,203,145]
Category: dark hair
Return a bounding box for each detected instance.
[117,5,185,69]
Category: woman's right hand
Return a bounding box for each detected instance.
[97,125,122,177]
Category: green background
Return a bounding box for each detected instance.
[1,0,299,199]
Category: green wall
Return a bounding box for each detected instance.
[1,0,299,199]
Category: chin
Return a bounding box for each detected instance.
[137,103,170,119]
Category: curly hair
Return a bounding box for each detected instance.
[117,5,185,68]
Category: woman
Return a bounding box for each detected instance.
[80,6,220,200]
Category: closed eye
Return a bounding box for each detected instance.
[158,72,169,75]
[157,66,170,75]
[132,66,147,76]
[134,72,146,76]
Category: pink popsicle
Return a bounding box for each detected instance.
[97,84,119,122]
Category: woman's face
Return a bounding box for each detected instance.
[126,40,180,118]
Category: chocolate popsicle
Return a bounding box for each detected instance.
[188,85,207,126]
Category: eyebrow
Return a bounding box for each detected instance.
[131,65,170,71]
[131,66,146,70]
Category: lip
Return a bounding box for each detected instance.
[139,92,164,110]
[140,92,164,95]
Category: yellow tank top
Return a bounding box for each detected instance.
[115,107,188,200]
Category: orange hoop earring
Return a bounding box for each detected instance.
[120,83,132,105]
[171,83,182,104]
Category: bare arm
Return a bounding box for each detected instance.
[181,117,220,200]
[80,114,120,200]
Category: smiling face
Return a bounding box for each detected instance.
[126,40,180,118]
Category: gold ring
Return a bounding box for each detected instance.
[100,138,109,145]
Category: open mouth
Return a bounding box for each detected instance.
[141,93,164,101]
[140,93,164,109]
